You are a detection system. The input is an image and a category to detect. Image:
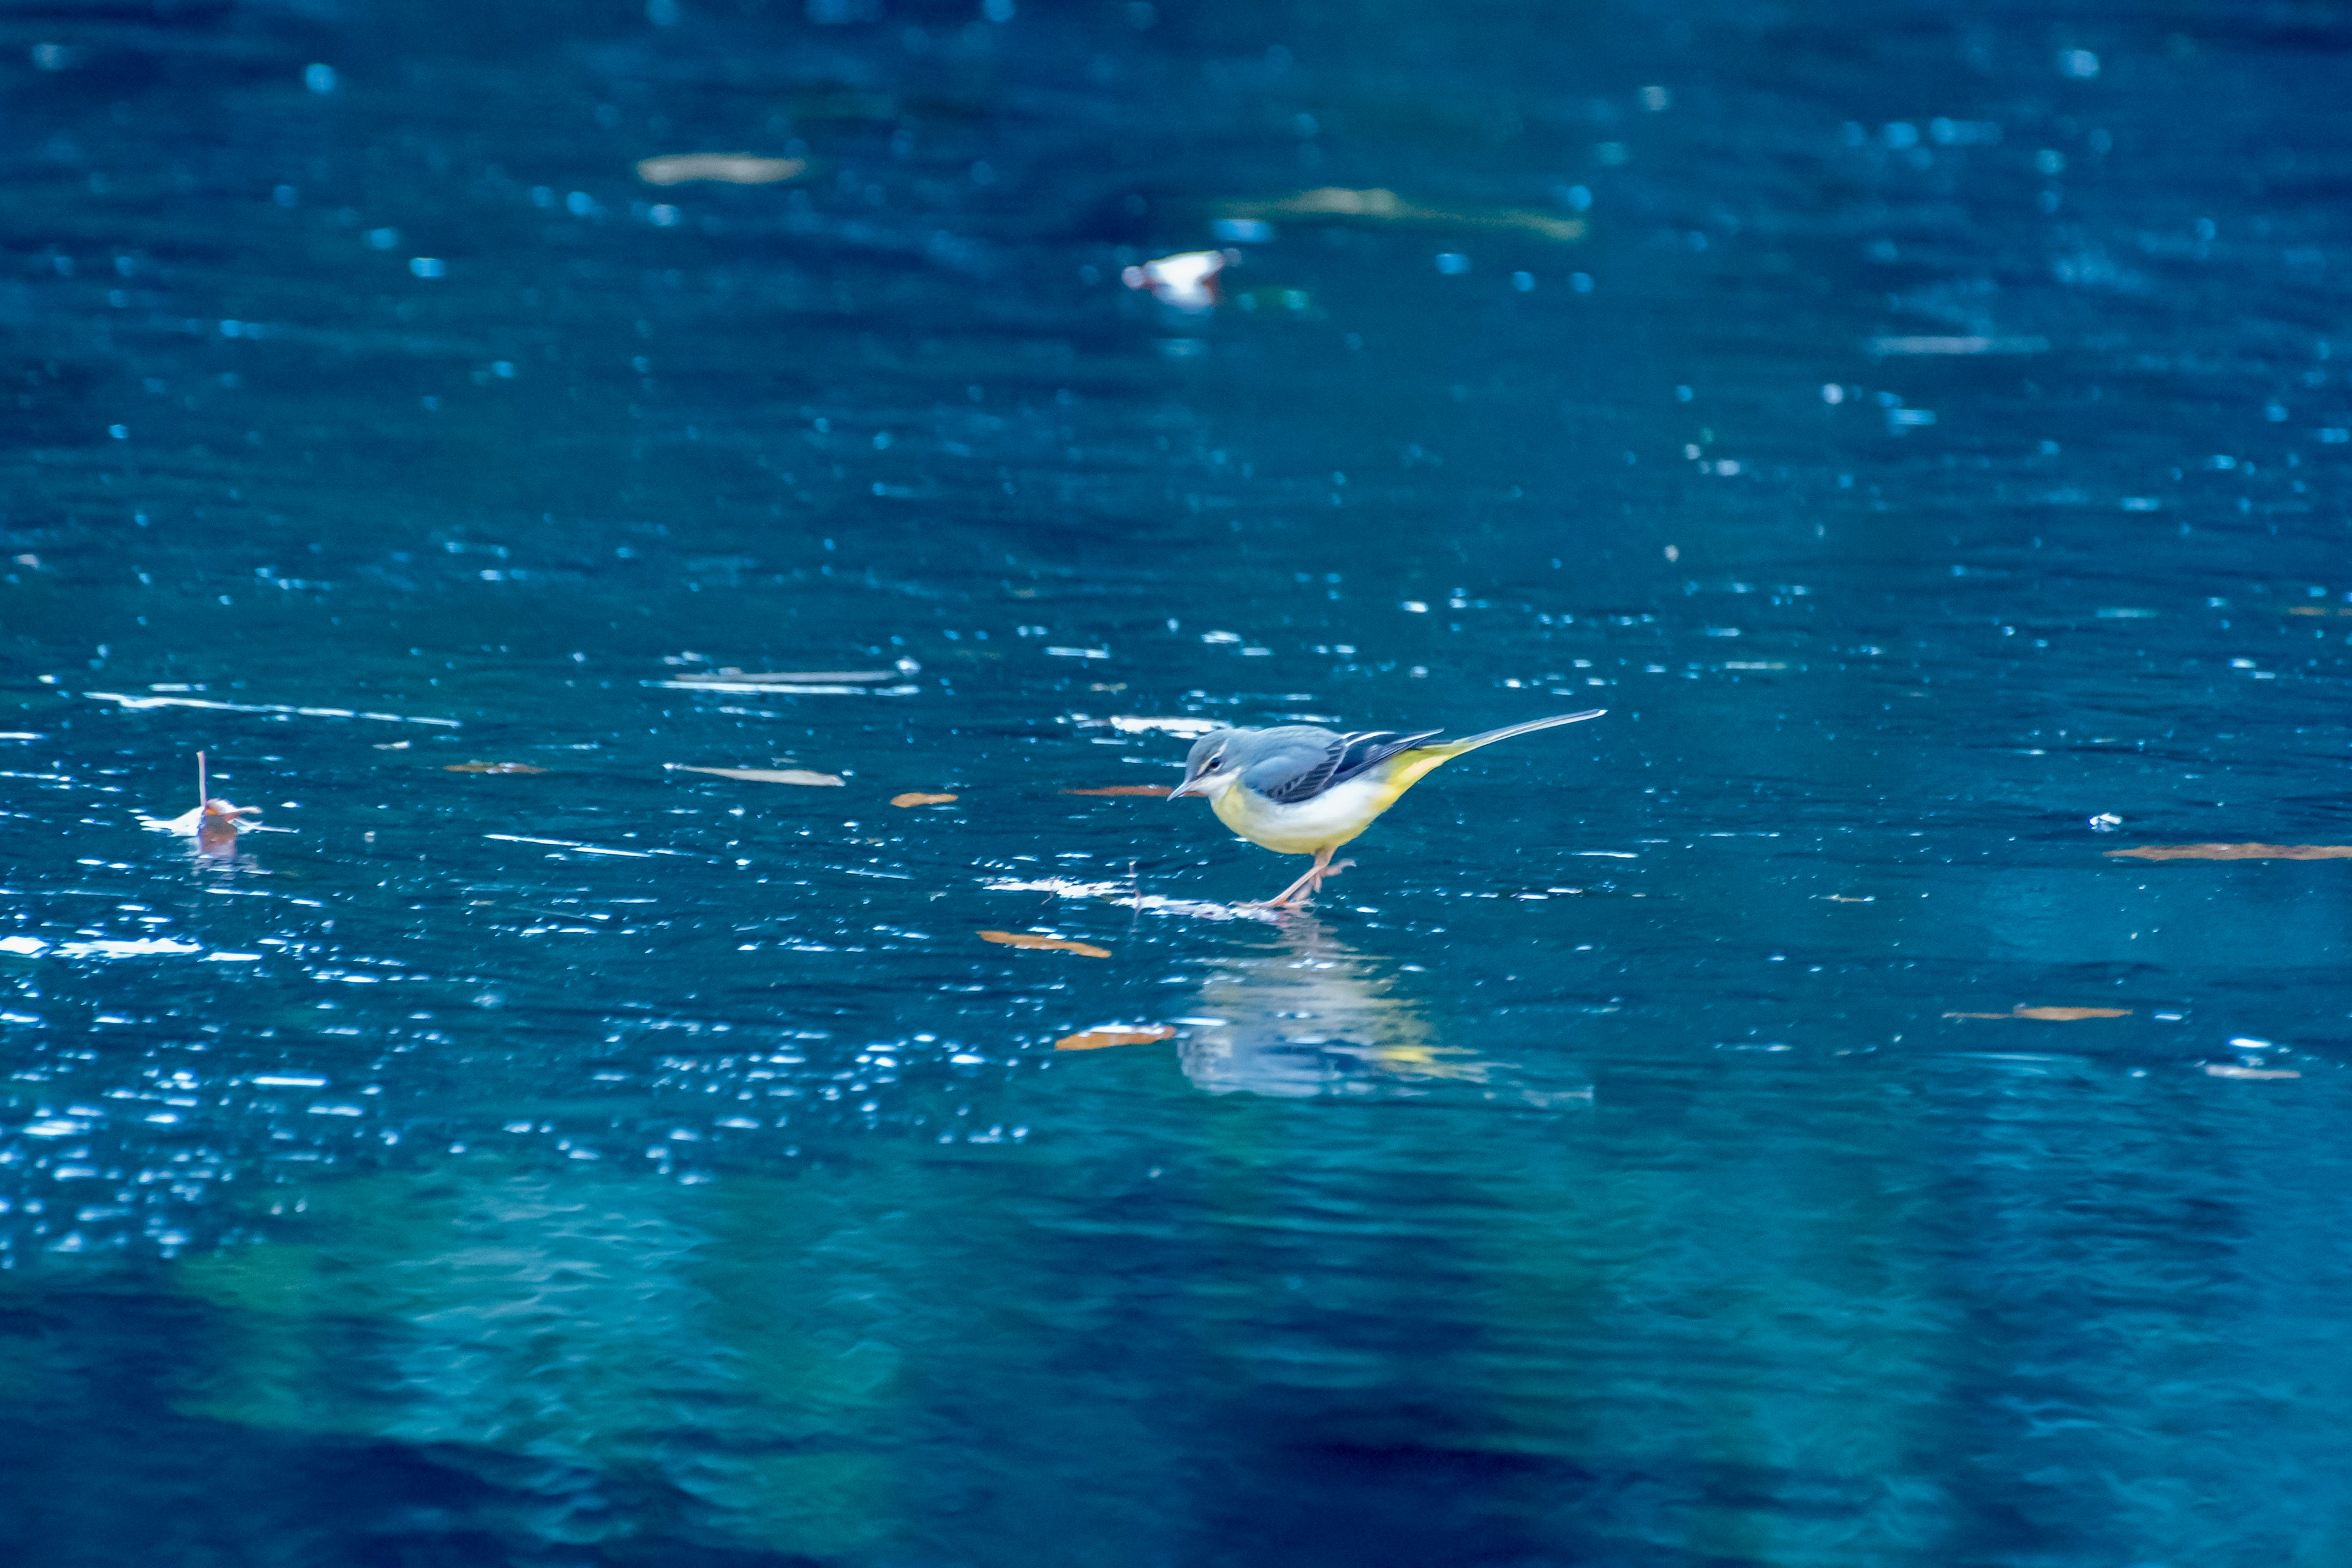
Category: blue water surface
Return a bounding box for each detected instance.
[5,1,2352,1563]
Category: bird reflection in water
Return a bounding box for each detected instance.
[1176,917,1487,1098]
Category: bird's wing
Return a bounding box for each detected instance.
[1245,729,1442,804]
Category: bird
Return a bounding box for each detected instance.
[1167,710,1605,907]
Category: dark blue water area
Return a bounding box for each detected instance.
[6,0,2352,1562]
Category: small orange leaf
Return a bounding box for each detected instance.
[979,929,1111,959]
[2011,1006,2132,1021]
[2109,843,2352,861]
[1945,1006,2132,1021]
[2204,1063,2301,1080]
[891,791,958,807]
[1055,1024,1177,1052]
[445,761,546,774]
[1062,785,1172,797]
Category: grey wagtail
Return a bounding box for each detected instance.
[1168,710,1606,907]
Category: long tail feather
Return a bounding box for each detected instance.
[1430,709,1607,756]
[1381,709,1605,793]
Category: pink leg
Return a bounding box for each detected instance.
[1264,847,1334,908]
[1299,856,1353,902]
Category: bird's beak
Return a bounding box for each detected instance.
[1167,777,1199,800]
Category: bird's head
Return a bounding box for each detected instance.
[1169,728,1241,801]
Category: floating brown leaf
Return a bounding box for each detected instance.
[1062,785,1172,797]
[979,930,1110,959]
[1944,1006,2132,1022]
[445,761,546,774]
[2108,843,2352,861]
[669,764,843,786]
[2013,1006,2132,1021]
[2204,1063,2301,1080]
[1055,1024,1177,1052]
[636,154,807,186]
[891,791,957,807]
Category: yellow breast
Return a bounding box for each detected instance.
[1207,766,1425,856]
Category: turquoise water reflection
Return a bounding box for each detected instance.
[15,1028,2351,1563]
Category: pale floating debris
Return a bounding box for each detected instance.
[55,937,204,958]
[636,153,807,186]
[204,952,263,963]
[0,936,47,956]
[2108,843,2352,862]
[2204,1063,2299,1080]
[1218,187,1585,243]
[986,876,1280,924]
[87,691,459,726]
[484,834,657,858]
[138,752,282,843]
[1044,646,1112,660]
[978,929,1112,959]
[668,668,897,684]
[648,680,918,695]
[1574,850,1639,859]
[1121,249,1233,310]
[252,1073,328,1087]
[1110,715,1219,737]
[668,764,844,786]
[21,1118,88,1138]
[1943,1005,2130,1021]
[445,761,546,774]
[0,733,40,741]
[2230,1036,2273,1049]
[307,1102,365,1117]
[138,802,266,836]
[891,791,957,807]
[2088,813,2123,832]
[1868,335,2050,356]
[1057,1023,1177,1052]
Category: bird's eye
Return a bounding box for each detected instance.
[1205,756,1221,770]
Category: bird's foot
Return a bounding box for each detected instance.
[1259,859,1354,911]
